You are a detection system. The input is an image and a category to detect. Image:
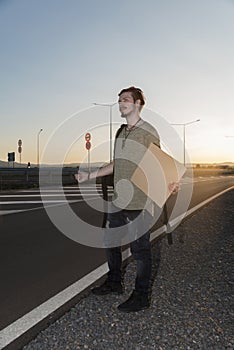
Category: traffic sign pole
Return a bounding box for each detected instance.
[85,133,92,177]
[8,152,15,168]
[18,139,22,165]
[88,149,90,176]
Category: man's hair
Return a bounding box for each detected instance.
[118,86,145,111]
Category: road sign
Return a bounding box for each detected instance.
[85,133,91,141]
[18,146,22,153]
[8,152,15,162]
[86,141,91,150]
[18,139,22,147]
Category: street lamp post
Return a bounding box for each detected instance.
[37,128,43,168]
[171,119,200,166]
[93,102,117,162]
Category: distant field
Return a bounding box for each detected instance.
[192,167,234,177]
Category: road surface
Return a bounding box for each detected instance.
[0,175,233,349]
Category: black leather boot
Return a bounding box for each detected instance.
[117,290,150,312]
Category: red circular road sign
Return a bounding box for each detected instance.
[86,141,91,150]
[18,139,22,146]
[18,146,22,153]
[85,133,91,141]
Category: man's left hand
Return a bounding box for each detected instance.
[168,181,179,195]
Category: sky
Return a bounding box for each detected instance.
[0,0,234,165]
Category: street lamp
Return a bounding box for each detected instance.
[93,102,117,162]
[171,119,200,166]
[37,128,43,167]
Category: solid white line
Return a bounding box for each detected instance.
[166,185,234,232]
[0,210,27,216]
[0,198,103,216]
[0,186,233,349]
[64,185,103,187]
[0,195,107,205]
[0,263,108,349]
[0,224,164,350]
[0,192,112,198]
[0,200,87,205]
[5,185,106,193]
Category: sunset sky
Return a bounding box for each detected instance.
[0,0,233,165]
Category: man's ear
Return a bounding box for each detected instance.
[135,99,141,107]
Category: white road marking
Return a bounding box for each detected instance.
[0,187,113,216]
[167,185,234,232]
[0,197,102,205]
[8,185,107,193]
[1,177,233,216]
[0,225,165,350]
[0,197,103,216]
[0,186,233,349]
[0,192,112,198]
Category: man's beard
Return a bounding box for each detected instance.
[120,106,136,118]
[120,112,127,118]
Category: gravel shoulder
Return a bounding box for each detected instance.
[24,190,234,350]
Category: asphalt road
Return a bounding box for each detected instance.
[23,187,234,350]
[0,176,233,333]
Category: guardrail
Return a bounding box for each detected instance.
[0,167,79,190]
[0,167,233,191]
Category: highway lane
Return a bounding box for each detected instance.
[0,176,233,333]
[0,176,233,214]
[0,184,116,331]
[166,175,234,220]
[0,184,111,213]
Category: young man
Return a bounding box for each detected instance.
[76,86,176,312]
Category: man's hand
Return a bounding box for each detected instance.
[168,181,179,195]
[74,171,89,183]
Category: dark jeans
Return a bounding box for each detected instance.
[105,208,152,294]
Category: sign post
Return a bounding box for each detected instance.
[8,152,15,168]
[85,133,91,176]
[18,139,22,164]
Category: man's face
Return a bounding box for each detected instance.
[118,91,136,117]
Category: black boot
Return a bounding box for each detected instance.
[91,279,124,295]
[117,290,150,312]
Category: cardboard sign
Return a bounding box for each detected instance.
[131,143,186,208]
